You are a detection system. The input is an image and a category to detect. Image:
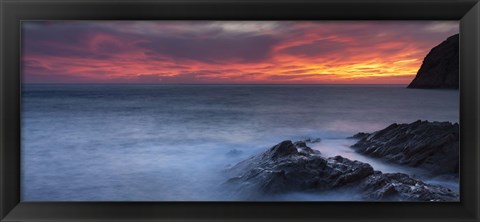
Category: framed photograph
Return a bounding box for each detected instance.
[1,0,479,221]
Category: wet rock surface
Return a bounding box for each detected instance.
[351,120,459,175]
[226,149,243,156]
[226,140,458,201]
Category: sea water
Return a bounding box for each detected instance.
[21,84,459,201]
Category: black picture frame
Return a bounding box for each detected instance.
[1,0,479,221]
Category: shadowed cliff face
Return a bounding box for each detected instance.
[408,34,459,89]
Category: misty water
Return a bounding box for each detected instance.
[21,84,459,201]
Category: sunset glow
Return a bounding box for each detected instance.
[22,21,459,84]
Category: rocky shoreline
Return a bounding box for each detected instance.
[350,120,459,175]
[225,121,459,201]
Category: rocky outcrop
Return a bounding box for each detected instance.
[351,120,459,175]
[301,137,322,143]
[407,34,459,89]
[226,140,458,201]
[226,149,243,156]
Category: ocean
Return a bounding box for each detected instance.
[21,84,459,201]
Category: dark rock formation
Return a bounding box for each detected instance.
[349,132,369,139]
[226,140,458,201]
[294,140,321,155]
[351,120,459,175]
[359,172,457,201]
[226,149,243,156]
[302,137,322,143]
[407,34,459,89]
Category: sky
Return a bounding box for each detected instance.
[22,21,458,84]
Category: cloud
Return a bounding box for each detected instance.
[23,73,93,83]
[21,21,459,84]
[424,21,459,33]
[131,72,220,84]
[280,39,349,57]
[268,73,336,81]
[204,21,283,36]
[138,34,280,63]
[22,22,140,60]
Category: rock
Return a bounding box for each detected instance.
[303,137,322,143]
[351,120,459,175]
[360,172,457,201]
[268,140,298,159]
[226,140,458,201]
[407,34,459,89]
[294,140,321,156]
[226,149,243,156]
[348,132,369,139]
[293,141,308,148]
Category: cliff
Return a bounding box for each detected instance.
[407,34,459,89]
